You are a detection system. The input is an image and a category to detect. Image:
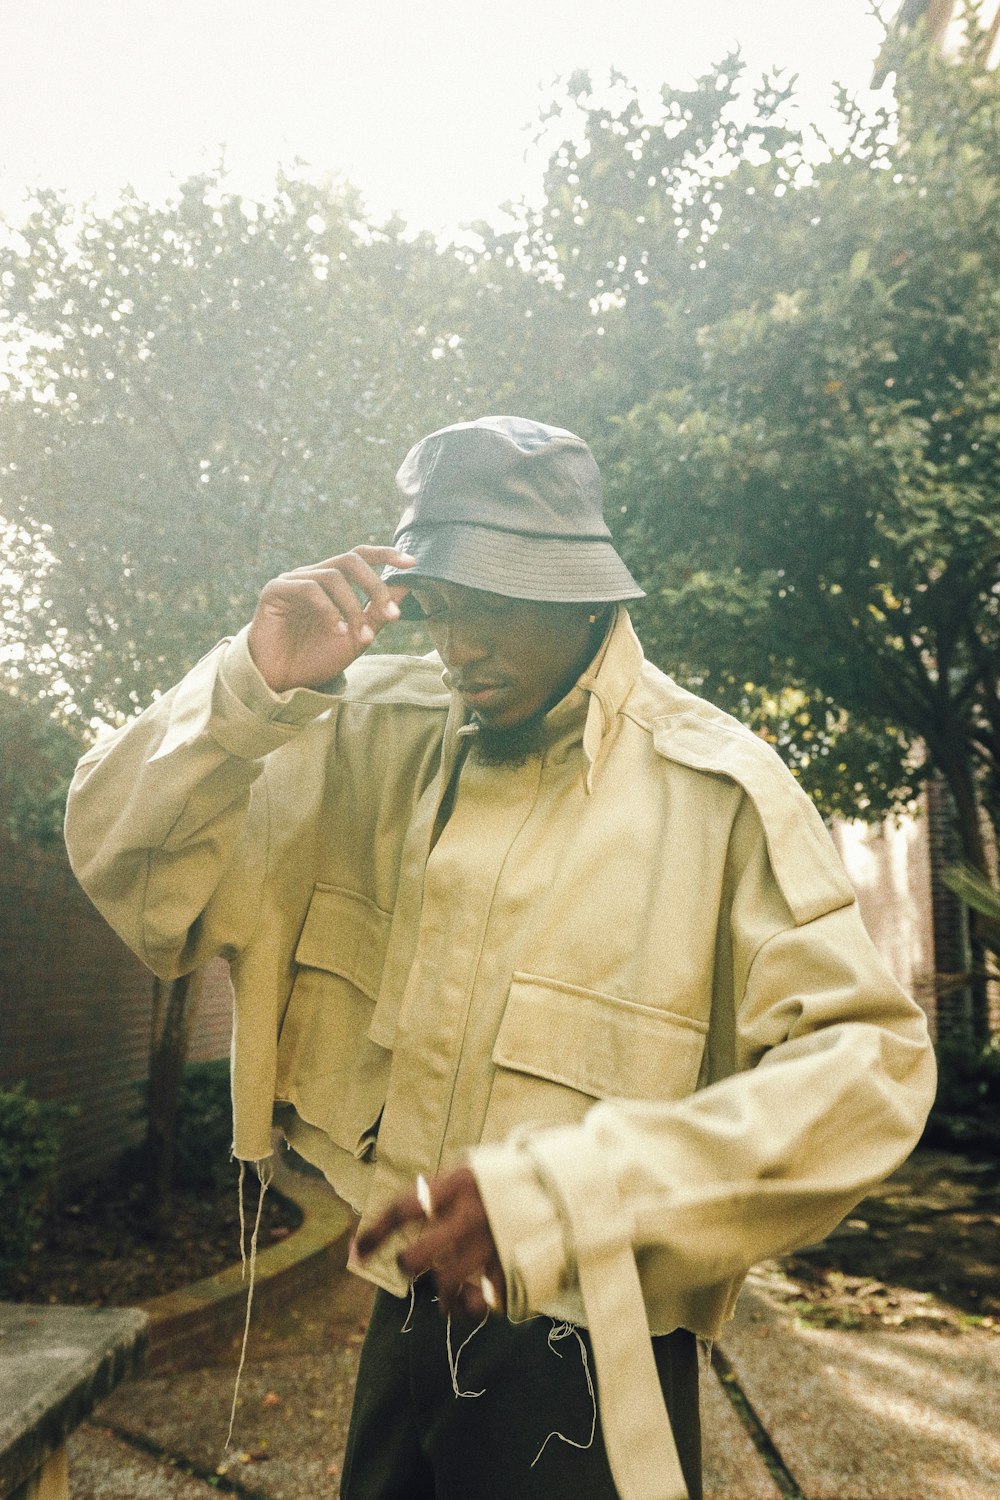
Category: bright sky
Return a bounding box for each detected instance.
[2,0,897,235]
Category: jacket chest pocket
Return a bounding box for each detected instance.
[481,973,708,1145]
[276,884,392,1158]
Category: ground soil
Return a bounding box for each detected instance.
[5,1145,998,1326]
[776,1146,1000,1334]
[5,1167,302,1306]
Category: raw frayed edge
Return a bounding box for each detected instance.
[446,1310,489,1399]
[225,1157,274,1450]
[530,1320,596,1467]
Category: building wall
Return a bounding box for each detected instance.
[0,833,233,1185]
[830,800,937,1031]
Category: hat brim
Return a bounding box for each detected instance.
[382,524,644,619]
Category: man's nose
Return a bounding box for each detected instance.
[439,618,491,668]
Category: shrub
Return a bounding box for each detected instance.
[171,1058,234,1192]
[0,1084,68,1288]
[922,1039,1000,1152]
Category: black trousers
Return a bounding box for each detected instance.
[341,1283,703,1500]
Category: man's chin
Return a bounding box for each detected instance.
[470,711,546,768]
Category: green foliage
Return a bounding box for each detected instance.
[172,1058,234,1191]
[922,1037,1000,1151]
[0,171,547,728]
[3,31,999,1041]
[942,863,1000,952]
[8,43,998,852]
[0,1083,69,1287]
[507,32,1000,859]
[133,1057,233,1192]
[0,689,82,847]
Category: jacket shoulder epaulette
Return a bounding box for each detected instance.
[636,668,856,926]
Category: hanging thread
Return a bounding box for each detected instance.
[225,1158,273,1449]
[530,1321,597,1467]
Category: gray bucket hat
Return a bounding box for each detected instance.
[382,415,643,611]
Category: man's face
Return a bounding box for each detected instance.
[408,580,597,732]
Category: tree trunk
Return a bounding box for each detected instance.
[935,750,993,1047]
[144,969,200,1233]
[924,0,959,47]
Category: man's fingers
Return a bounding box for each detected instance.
[266,570,366,636]
[352,543,416,571]
[352,1167,504,1319]
[354,1209,489,1290]
[304,544,413,571]
[288,548,414,635]
[393,1216,484,1281]
[248,543,416,692]
[353,1191,425,1258]
[277,565,372,638]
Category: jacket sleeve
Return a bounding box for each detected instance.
[470,792,937,1322]
[64,628,339,977]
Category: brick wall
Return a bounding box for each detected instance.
[0,833,233,1185]
[925,774,1000,1041]
[833,785,1000,1044]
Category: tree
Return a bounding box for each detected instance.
[0,688,81,848]
[0,170,555,1210]
[873,0,1000,85]
[0,171,551,727]
[506,36,999,1037]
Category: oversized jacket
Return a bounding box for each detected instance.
[65,608,936,1500]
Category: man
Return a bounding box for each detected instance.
[66,415,935,1500]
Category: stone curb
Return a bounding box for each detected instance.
[141,1156,355,1374]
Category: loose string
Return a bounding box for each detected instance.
[531,1321,597,1467]
[225,1158,273,1449]
[446,1310,489,1399]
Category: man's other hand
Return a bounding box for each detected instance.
[247,545,415,693]
[353,1165,506,1319]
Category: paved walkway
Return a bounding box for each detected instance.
[59,1154,999,1500]
[67,1254,1000,1500]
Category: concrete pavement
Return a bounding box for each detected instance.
[68,1257,1000,1500]
[719,1269,1000,1500]
[58,1157,1000,1500]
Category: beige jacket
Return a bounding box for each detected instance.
[65,609,935,1500]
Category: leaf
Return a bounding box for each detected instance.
[941,865,1000,949]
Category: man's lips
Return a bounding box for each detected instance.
[455,679,509,704]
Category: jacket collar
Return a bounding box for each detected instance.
[576,607,644,789]
[519,605,644,793]
[435,605,644,792]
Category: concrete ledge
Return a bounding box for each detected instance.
[0,1303,147,1498]
[142,1156,354,1374]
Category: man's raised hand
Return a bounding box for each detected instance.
[247,546,415,693]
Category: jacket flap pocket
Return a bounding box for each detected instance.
[294,884,392,1001]
[493,974,708,1103]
